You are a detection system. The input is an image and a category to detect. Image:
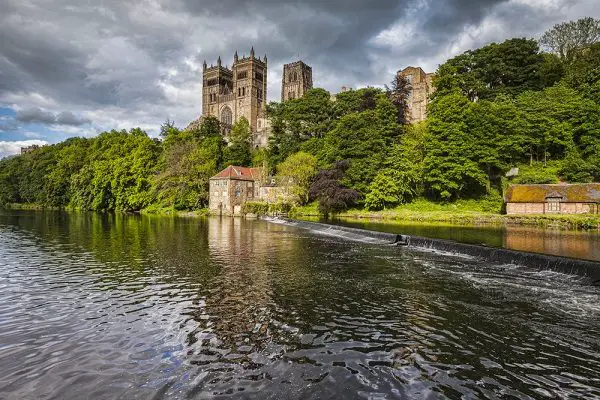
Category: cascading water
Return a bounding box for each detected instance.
[269,217,600,284]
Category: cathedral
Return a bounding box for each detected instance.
[200,47,314,148]
[202,47,270,147]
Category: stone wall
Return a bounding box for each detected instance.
[506,202,598,215]
[397,67,435,123]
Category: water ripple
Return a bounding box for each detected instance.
[0,213,599,399]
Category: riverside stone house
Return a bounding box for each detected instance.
[505,184,600,215]
[209,166,262,215]
[209,165,291,215]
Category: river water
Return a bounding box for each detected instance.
[318,218,600,262]
[1,211,600,399]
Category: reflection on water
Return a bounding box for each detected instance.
[318,218,600,261]
[1,210,600,399]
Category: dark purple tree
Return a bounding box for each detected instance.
[309,160,360,217]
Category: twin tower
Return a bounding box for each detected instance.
[202,47,312,147]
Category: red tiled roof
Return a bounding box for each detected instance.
[505,183,600,203]
[210,165,262,181]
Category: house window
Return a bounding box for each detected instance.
[547,198,561,212]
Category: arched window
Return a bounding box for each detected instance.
[293,71,298,81]
[221,106,232,126]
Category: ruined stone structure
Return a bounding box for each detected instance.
[202,47,270,147]
[397,66,435,123]
[281,61,313,102]
[505,184,600,215]
[20,145,40,155]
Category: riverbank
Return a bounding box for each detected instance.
[289,200,600,230]
[3,203,211,218]
[5,202,600,230]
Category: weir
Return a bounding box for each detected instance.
[271,218,600,284]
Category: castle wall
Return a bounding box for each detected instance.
[397,67,435,124]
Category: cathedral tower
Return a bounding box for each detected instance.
[202,47,269,146]
[281,61,313,102]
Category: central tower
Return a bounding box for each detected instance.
[202,47,269,147]
[281,61,313,101]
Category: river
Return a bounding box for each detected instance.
[1,210,600,399]
[315,218,600,262]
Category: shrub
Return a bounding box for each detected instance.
[241,201,269,215]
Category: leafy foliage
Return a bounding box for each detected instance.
[309,160,360,216]
[540,17,600,62]
[276,151,318,204]
[434,38,546,101]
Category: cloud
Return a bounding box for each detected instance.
[0,140,48,159]
[15,107,90,126]
[0,0,598,141]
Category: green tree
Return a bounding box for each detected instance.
[424,92,488,200]
[540,17,600,62]
[276,151,318,204]
[267,88,335,166]
[434,38,546,101]
[224,116,252,166]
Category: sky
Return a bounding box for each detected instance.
[0,0,599,158]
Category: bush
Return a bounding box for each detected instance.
[268,201,293,214]
[241,201,269,215]
[512,162,561,184]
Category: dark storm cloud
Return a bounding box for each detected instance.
[16,107,90,126]
[0,0,597,146]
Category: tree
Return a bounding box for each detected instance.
[386,74,411,125]
[276,152,318,204]
[434,38,546,101]
[309,160,360,216]
[424,92,488,200]
[224,117,252,166]
[267,88,335,166]
[160,119,178,138]
[320,94,401,194]
[364,172,407,210]
[540,17,600,62]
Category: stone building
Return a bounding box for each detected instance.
[20,145,40,155]
[505,184,600,215]
[202,47,270,147]
[209,166,263,215]
[397,66,435,123]
[209,165,292,215]
[281,61,313,101]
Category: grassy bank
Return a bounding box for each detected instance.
[290,200,600,230]
[2,203,211,218]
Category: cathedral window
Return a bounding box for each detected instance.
[221,106,232,126]
[293,71,298,81]
[255,72,263,81]
[237,70,248,79]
